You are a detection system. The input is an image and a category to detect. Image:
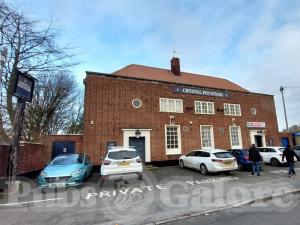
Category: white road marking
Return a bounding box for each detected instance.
[0,198,62,207]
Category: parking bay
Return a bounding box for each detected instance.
[0,164,300,225]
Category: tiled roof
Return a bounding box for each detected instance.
[112,64,248,92]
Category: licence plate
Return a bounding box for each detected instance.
[49,182,65,188]
[224,161,233,165]
[117,162,130,166]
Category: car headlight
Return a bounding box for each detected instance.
[71,168,83,176]
[40,171,47,177]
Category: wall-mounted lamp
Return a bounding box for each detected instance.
[257,130,266,136]
[135,129,141,138]
[231,118,236,126]
[169,115,175,125]
[189,121,193,125]
[90,120,94,125]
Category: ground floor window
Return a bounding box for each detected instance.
[165,125,181,155]
[200,125,215,149]
[229,126,243,149]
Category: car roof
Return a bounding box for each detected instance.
[258,146,285,149]
[192,149,229,153]
[107,147,137,152]
[228,149,249,151]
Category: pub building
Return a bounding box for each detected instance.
[83,57,280,164]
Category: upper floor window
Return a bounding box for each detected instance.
[160,98,183,113]
[224,103,241,116]
[195,101,214,114]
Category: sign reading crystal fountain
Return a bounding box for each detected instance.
[172,86,230,98]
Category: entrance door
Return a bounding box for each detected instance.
[52,141,75,159]
[254,135,263,147]
[129,137,145,162]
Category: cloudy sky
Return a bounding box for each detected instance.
[13,0,300,131]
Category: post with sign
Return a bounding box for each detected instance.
[8,71,35,182]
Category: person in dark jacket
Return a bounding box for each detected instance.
[249,144,262,176]
[282,145,297,177]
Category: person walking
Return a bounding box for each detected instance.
[249,144,262,176]
[282,145,297,177]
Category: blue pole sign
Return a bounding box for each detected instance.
[13,71,35,102]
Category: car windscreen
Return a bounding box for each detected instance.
[51,154,83,165]
[278,148,285,152]
[214,152,233,158]
[108,151,138,160]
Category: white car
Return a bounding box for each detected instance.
[179,149,238,175]
[257,146,297,166]
[100,147,143,182]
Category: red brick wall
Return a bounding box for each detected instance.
[83,74,281,164]
[40,135,83,163]
[0,145,10,177]
[0,143,46,177]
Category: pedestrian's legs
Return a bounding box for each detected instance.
[288,162,292,175]
[252,162,259,175]
[256,161,260,175]
[252,162,256,175]
[291,162,296,175]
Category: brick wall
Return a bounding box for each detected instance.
[0,143,46,177]
[40,135,83,162]
[83,74,281,164]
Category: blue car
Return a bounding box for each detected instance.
[38,153,93,191]
[229,149,263,171]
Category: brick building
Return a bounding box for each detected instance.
[83,58,280,164]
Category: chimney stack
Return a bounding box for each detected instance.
[171,57,180,76]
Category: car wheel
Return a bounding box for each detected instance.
[200,164,208,175]
[83,173,87,183]
[179,160,185,168]
[270,158,280,167]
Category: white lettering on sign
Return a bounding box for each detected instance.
[246,122,266,128]
[173,86,229,98]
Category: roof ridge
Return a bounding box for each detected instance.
[114,63,235,82]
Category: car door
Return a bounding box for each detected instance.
[192,151,204,169]
[184,151,196,168]
[263,148,275,163]
[258,148,267,162]
[231,150,241,163]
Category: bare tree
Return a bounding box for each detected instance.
[0,1,77,142]
[22,70,81,142]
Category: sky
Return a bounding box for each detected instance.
[12,0,300,131]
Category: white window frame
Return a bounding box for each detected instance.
[200,125,215,149]
[229,125,243,149]
[165,125,182,155]
[194,101,215,115]
[224,103,241,116]
[160,98,183,113]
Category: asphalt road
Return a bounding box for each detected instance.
[164,193,300,225]
[0,163,300,225]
